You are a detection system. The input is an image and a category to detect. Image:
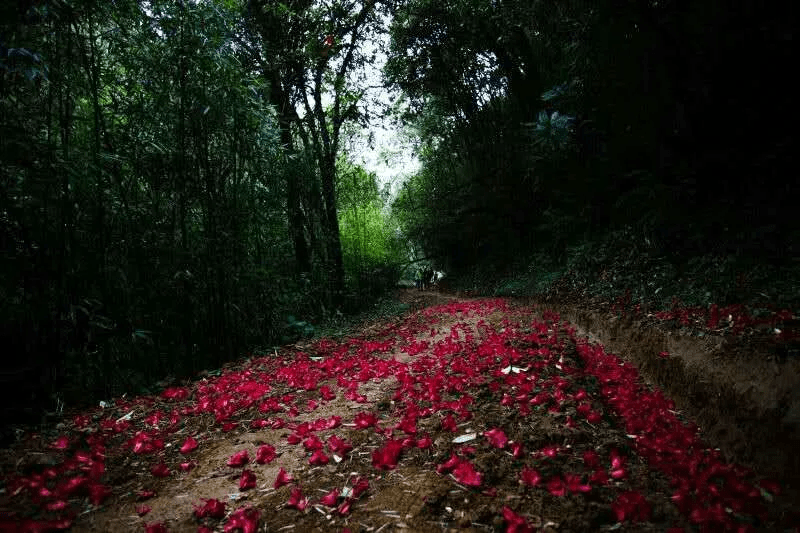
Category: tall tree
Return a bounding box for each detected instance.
[386,0,796,278]
[246,0,381,306]
[0,0,297,420]
[243,0,315,274]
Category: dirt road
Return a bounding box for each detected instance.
[1,294,797,532]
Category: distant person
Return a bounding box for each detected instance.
[415,269,423,291]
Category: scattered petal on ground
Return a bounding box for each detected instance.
[0,297,789,532]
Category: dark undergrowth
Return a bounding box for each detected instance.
[443,224,799,324]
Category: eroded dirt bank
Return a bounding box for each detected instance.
[521,299,800,488]
[1,293,798,532]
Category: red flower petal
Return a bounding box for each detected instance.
[327,435,352,455]
[354,412,378,428]
[223,507,260,533]
[45,500,68,511]
[612,491,651,523]
[274,468,294,489]
[441,413,457,432]
[309,450,329,465]
[239,469,257,490]
[319,385,336,401]
[255,444,276,464]
[452,460,482,486]
[51,435,70,450]
[286,487,309,510]
[303,435,323,451]
[436,453,461,474]
[510,441,524,458]
[416,435,433,449]
[502,506,535,533]
[337,498,352,515]
[371,439,403,470]
[161,387,189,401]
[88,482,111,505]
[546,476,567,496]
[150,463,170,478]
[483,428,508,449]
[350,476,370,498]
[397,415,417,435]
[179,436,198,454]
[582,450,600,468]
[313,415,342,430]
[250,418,268,429]
[565,473,591,493]
[320,488,340,506]
[227,450,249,467]
[136,504,152,516]
[540,444,560,458]
[520,466,541,487]
[194,498,226,519]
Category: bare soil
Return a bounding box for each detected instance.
[1,291,798,532]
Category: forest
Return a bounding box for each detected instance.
[1,0,796,434]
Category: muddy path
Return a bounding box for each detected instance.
[533,303,800,472]
[1,293,798,532]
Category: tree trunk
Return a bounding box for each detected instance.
[270,74,311,274]
[320,152,345,304]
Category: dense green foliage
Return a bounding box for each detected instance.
[1,0,796,428]
[0,0,401,423]
[387,0,796,305]
[337,157,406,303]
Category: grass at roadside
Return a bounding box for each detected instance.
[443,225,799,338]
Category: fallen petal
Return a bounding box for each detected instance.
[256,444,276,464]
[223,506,260,533]
[274,468,294,489]
[179,436,198,454]
[150,463,170,478]
[286,487,309,510]
[483,428,508,449]
[320,488,340,506]
[227,450,250,467]
[239,469,257,490]
[194,498,226,519]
